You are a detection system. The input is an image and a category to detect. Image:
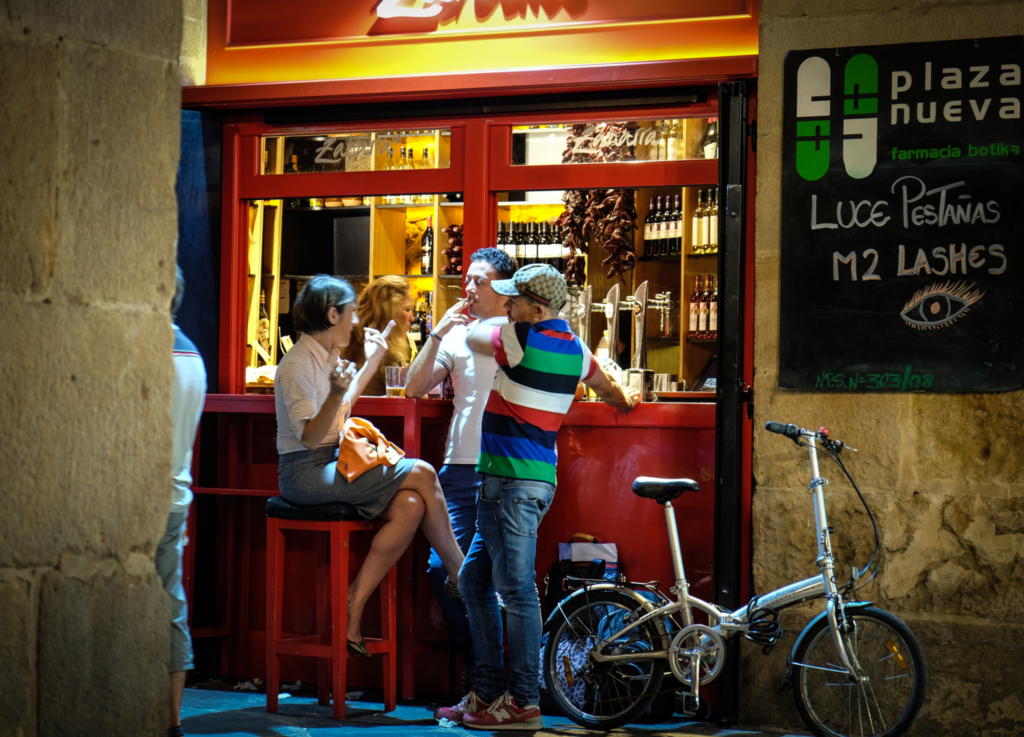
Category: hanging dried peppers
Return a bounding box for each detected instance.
[557,122,638,283]
[584,188,637,278]
[556,189,589,286]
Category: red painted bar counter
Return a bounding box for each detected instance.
[185,395,716,696]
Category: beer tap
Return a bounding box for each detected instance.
[603,284,621,361]
[565,285,592,345]
[623,281,655,402]
[648,291,676,338]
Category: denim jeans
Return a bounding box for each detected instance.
[155,510,193,672]
[461,475,555,706]
[427,464,481,689]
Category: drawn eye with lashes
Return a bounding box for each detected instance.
[900,281,984,330]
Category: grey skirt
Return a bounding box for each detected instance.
[278,445,417,520]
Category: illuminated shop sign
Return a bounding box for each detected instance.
[227,0,751,46]
[779,36,1023,392]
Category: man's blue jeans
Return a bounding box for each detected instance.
[461,474,555,706]
[427,464,481,689]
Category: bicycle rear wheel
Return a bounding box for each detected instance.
[544,590,666,729]
[793,606,928,737]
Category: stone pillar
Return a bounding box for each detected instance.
[180,0,207,86]
[0,2,183,736]
[751,2,1024,736]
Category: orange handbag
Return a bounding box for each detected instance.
[337,417,406,482]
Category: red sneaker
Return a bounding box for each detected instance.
[433,690,491,725]
[463,692,542,730]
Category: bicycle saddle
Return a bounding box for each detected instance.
[631,477,700,502]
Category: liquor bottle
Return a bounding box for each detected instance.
[513,222,527,266]
[688,275,702,338]
[385,145,397,171]
[422,146,431,169]
[399,145,410,169]
[700,118,719,159]
[650,125,662,161]
[406,147,415,170]
[670,194,682,255]
[666,119,680,161]
[421,215,434,275]
[698,275,712,338]
[559,228,571,274]
[287,154,299,174]
[259,290,269,321]
[496,221,507,256]
[709,189,720,254]
[525,222,539,267]
[647,195,663,255]
[661,195,673,256]
[643,197,656,257]
[701,191,711,253]
[547,224,564,272]
[708,276,718,340]
[552,223,565,271]
[658,195,670,256]
[691,190,704,255]
[538,222,553,268]
[257,290,271,364]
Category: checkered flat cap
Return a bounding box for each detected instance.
[491,263,568,311]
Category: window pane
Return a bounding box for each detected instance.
[511,119,718,166]
[261,129,451,174]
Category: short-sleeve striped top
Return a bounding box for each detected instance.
[476,319,597,486]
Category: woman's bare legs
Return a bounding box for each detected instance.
[347,491,424,643]
[347,461,465,642]
[401,461,465,585]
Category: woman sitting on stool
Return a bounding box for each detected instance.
[275,275,465,657]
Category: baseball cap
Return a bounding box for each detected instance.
[490,263,568,311]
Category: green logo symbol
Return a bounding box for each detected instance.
[795,53,879,181]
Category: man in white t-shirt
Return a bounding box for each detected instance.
[405,247,518,703]
[166,266,206,737]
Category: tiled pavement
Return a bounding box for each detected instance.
[180,685,808,737]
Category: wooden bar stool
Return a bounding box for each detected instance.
[265,497,398,720]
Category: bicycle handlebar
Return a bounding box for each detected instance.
[764,421,800,440]
[764,421,857,452]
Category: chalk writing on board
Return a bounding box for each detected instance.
[814,367,935,391]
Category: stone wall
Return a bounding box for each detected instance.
[180,0,206,86]
[749,2,1024,736]
[0,2,183,736]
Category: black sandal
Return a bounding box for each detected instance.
[346,639,372,658]
[444,577,463,601]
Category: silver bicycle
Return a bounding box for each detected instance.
[543,421,928,737]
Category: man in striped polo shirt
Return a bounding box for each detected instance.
[458,263,635,730]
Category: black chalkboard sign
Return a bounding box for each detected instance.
[780,36,1024,392]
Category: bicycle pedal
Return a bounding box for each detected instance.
[676,691,700,718]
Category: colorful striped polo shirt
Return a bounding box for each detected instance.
[477,319,597,486]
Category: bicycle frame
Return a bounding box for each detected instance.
[582,430,860,680]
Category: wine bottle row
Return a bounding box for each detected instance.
[496,221,570,272]
[642,188,720,257]
[688,274,718,340]
[691,189,719,255]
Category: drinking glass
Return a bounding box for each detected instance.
[385,365,408,398]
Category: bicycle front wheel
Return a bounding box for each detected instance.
[544,590,666,729]
[793,606,928,737]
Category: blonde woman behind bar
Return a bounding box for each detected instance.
[343,275,416,396]
[275,275,464,657]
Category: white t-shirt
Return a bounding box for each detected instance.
[435,323,499,465]
[172,326,207,513]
